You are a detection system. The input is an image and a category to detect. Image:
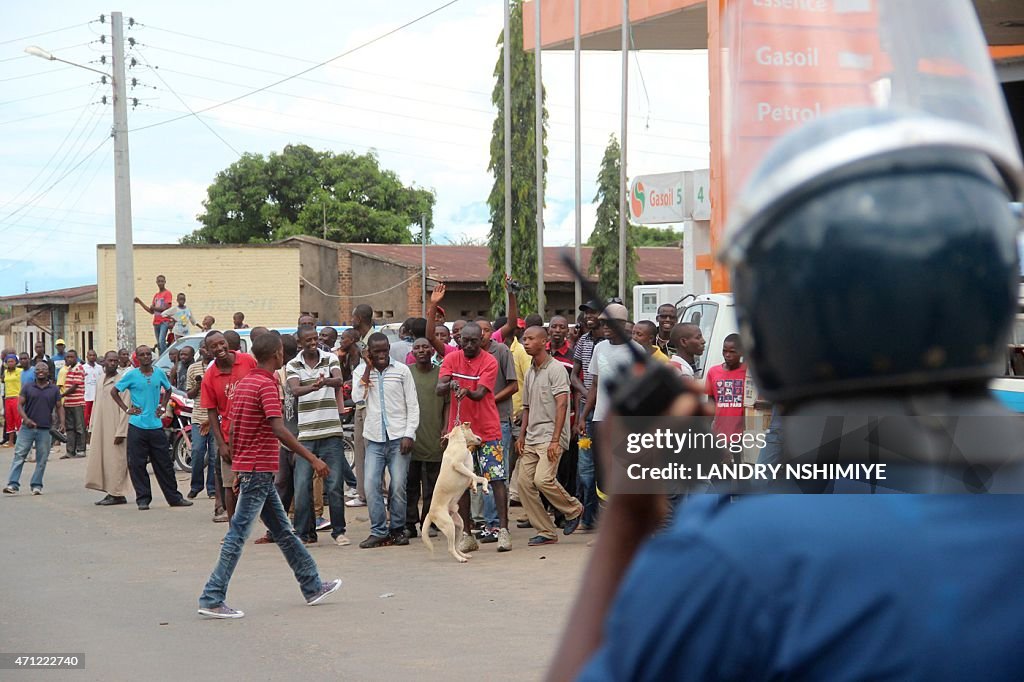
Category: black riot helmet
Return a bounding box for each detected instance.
[729,124,1019,402]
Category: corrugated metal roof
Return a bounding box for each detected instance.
[341,244,682,284]
[0,284,97,305]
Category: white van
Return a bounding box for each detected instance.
[676,293,738,380]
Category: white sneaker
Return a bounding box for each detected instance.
[345,498,366,507]
[31,488,41,496]
[497,528,511,552]
[334,534,351,547]
[2,486,16,494]
[457,532,479,553]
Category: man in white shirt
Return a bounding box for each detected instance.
[351,332,419,549]
[668,323,706,380]
[579,304,643,497]
[82,349,105,429]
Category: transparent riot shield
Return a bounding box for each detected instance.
[721,0,1024,260]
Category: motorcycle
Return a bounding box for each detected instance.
[164,388,193,472]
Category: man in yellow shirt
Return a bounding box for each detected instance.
[632,320,671,363]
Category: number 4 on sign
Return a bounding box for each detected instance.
[697,186,705,203]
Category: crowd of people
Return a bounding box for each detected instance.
[0,274,749,535]
[0,271,749,618]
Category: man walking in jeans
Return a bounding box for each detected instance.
[199,332,341,619]
[286,325,352,546]
[4,362,63,495]
[186,342,217,500]
[112,346,192,511]
[352,333,419,548]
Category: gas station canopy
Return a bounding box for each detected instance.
[524,0,1024,51]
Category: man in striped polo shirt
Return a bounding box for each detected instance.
[60,350,87,459]
[286,325,352,547]
[198,332,341,619]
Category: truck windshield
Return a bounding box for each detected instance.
[680,302,718,376]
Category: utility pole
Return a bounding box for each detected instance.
[534,0,545,317]
[618,0,629,301]
[574,0,582,312]
[503,0,512,314]
[421,212,427,314]
[111,11,136,352]
[25,13,136,351]
[322,203,327,240]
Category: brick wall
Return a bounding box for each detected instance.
[337,248,352,324]
[97,244,302,351]
[406,267,423,318]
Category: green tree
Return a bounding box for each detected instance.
[486,0,547,316]
[631,224,684,247]
[587,224,683,247]
[588,134,637,301]
[182,144,435,245]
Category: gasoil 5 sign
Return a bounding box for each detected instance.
[630,170,710,224]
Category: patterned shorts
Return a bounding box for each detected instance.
[474,439,505,482]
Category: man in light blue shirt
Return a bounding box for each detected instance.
[112,345,191,511]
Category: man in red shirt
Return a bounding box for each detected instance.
[547,316,575,373]
[59,349,88,459]
[437,322,511,553]
[705,333,748,450]
[200,330,257,521]
[198,332,340,619]
[134,274,174,355]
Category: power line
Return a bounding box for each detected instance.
[0,66,75,83]
[145,67,710,156]
[143,21,494,103]
[0,202,200,228]
[132,47,240,156]
[0,104,94,126]
[0,22,89,47]
[131,0,461,133]
[0,84,103,214]
[0,129,110,232]
[137,43,497,116]
[139,22,709,130]
[0,40,94,64]
[0,84,92,108]
[0,137,112,262]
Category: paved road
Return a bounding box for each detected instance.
[1,454,591,681]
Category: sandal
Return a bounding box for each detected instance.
[254,534,275,545]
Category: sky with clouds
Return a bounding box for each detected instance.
[0,0,709,296]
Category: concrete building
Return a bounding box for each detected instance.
[96,242,316,352]
[0,285,98,355]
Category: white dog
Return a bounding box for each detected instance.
[421,422,488,563]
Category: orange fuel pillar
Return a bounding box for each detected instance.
[708,0,730,293]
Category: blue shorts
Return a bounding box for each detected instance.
[474,439,505,482]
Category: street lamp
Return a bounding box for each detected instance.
[24,11,137,353]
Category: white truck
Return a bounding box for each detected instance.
[632,284,687,323]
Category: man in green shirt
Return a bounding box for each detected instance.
[406,337,448,538]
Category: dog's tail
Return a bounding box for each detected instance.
[420,510,434,554]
